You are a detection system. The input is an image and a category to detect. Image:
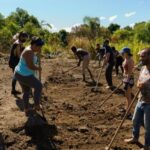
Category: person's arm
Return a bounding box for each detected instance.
[126,59,134,81]
[103,52,110,66]
[23,51,41,71]
[14,45,22,57]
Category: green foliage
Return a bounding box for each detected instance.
[83,16,100,39]
[58,29,68,47]
[112,29,133,42]
[0,27,12,52]
[134,22,150,43]
[0,13,5,29]
[0,8,150,61]
[108,23,120,33]
[112,39,150,63]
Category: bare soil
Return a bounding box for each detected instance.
[0,57,145,150]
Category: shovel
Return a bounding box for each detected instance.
[38,52,47,122]
[91,65,104,92]
[62,66,78,74]
[105,89,140,150]
[99,82,123,109]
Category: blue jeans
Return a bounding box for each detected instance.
[132,101,150,147]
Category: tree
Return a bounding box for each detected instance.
[108,23,120,33]
[0,13,5,29]
[40,20,52,30]
[58,29,68,47]
[134,21,150,43]
[83,16,100,39]
[8,8,29,27]
[112,29,133,42]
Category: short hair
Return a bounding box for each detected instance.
[71,46,77,51]
[31,36,44,46]
[19,31,28,38]
[140,48,150,56]
[104,39,109,45]
[145,48,150,56]
[111,46,115,50]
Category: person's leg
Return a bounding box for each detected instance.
[125,102,144,143]
[86,57,95,82]
[105,64,110,86]
[120,65,124,75]
[144,104,150,148]
[20,83,30,111]
[125,87,132,110]
[15,73,42,109]
[12,74,17,92]
[105,63,113,87]
[115,63,119,75]
[82,57,87,81]
[132,102,144,139]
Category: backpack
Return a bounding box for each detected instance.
[8,43,20,69]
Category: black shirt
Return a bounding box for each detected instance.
[104,45,114,64]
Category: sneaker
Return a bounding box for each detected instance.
[11,90,21,95]
[124,137,138,144]
[106,85,111,89]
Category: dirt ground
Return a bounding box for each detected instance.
[0,56,145,150]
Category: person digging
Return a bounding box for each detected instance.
[71,46,95,83]
[14,36,44,115]
[124,48,150,150]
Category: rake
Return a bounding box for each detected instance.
[105,89,140,150]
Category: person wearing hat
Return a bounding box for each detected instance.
[124,48,150,150]
[71,46,95,82]
[103,39,115,89]
[14,36,44,114]
[121,47,134,119]
[9,31,28,95]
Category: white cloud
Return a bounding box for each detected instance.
[109,15,118,22]
[62,23,81,32]
[50,24,58,32]
[129,23,135,28]
[100,16,106,20]
[125,11,136,18]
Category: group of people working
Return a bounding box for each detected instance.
[70,40,150,150]
[8,32,150,150]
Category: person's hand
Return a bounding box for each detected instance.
[137,83,144,89]
[38,66,42,72]
[137,79,150,89]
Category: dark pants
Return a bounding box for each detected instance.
[12,68,17,91]
[105,63,114,86]
[15,72,42,109]
[115,63,124,75]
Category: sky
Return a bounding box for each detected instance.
[0,0,149,32]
